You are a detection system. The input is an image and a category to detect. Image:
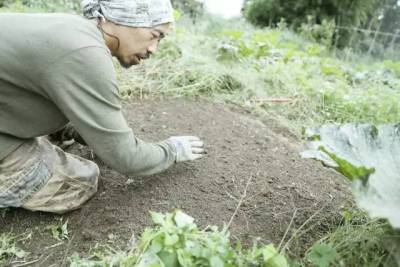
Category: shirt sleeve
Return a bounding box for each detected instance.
[40,46,176,176]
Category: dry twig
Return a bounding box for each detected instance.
[281,203,328,253]
[226,175,253,230]
[254,97,297,105]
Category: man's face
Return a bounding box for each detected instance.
[113,23,171,68]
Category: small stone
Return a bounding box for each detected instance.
[108,233,115,240]
[126,179,135,185]
[104,206,113,212]
[82,230,94,241]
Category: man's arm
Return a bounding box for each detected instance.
[41,46,177,176]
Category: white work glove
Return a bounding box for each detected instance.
[168,136,205,162]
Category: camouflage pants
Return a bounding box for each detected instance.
[0,137,99,214]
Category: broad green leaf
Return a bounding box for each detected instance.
[174,211,194,228]
[262,244,279,261]
[158,250,179,267]
[262,245,288,267]
[266,254,289,267]
[210,256,224,267]
[136,252,161,267]
[148,243,163,254]
[151,212,165,225]
[302,124,400,228]
[164,234,179,246]
[177,249,194,266]
[306,243,337,267]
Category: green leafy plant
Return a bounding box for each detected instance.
[47,219,69,241]
[0,233,26,265]
[70,210,288,267]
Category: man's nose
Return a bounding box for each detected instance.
[147,42,158,55]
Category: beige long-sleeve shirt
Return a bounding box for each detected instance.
[0,13,176,176]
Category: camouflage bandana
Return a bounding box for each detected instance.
[82,0,174,28]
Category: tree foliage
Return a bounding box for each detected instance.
[171,0,204,21]
[380,0,400,35]
[0,0,80,12]
[243,0,389,47]
[244,0,382,28]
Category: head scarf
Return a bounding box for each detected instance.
[82,0,174,28]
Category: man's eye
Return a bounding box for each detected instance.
[152,35,161,42]
[152,31,165,39]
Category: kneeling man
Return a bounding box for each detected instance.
[0,0,204,214]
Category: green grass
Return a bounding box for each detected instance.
[297,212,400,267]
[118,16,400,136]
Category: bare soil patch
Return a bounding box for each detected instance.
[0,98,350,266]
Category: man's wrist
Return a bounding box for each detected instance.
[160,139,178,163]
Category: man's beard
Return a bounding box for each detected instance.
[118,57,135,69]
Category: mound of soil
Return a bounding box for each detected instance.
[0,98,350,266]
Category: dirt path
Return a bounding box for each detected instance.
[0,98,350,266]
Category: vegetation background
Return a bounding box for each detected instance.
[0,0,400,266]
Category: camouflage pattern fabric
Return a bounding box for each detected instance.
[0,138,52,208]
[82,0,174,27]
[0,138,99,214]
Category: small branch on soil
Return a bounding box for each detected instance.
[13,258,42,267]
[45,242,64,250]
[226,175,253,230]
[225,190,238,202]
[281,203,328,254]
[254,97,298,105]
[278,209,298,251]
[240,209,250,231]
[128,232,137,253]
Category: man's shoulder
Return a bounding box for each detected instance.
[1,12,105,52]
[0,12,87,26]
[44,13,106,50]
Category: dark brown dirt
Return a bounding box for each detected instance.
[0,98,350,266]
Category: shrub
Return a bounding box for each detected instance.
[243,0,384,47]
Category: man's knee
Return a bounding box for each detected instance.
[0,138,51,209]
[0,137,100,213]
